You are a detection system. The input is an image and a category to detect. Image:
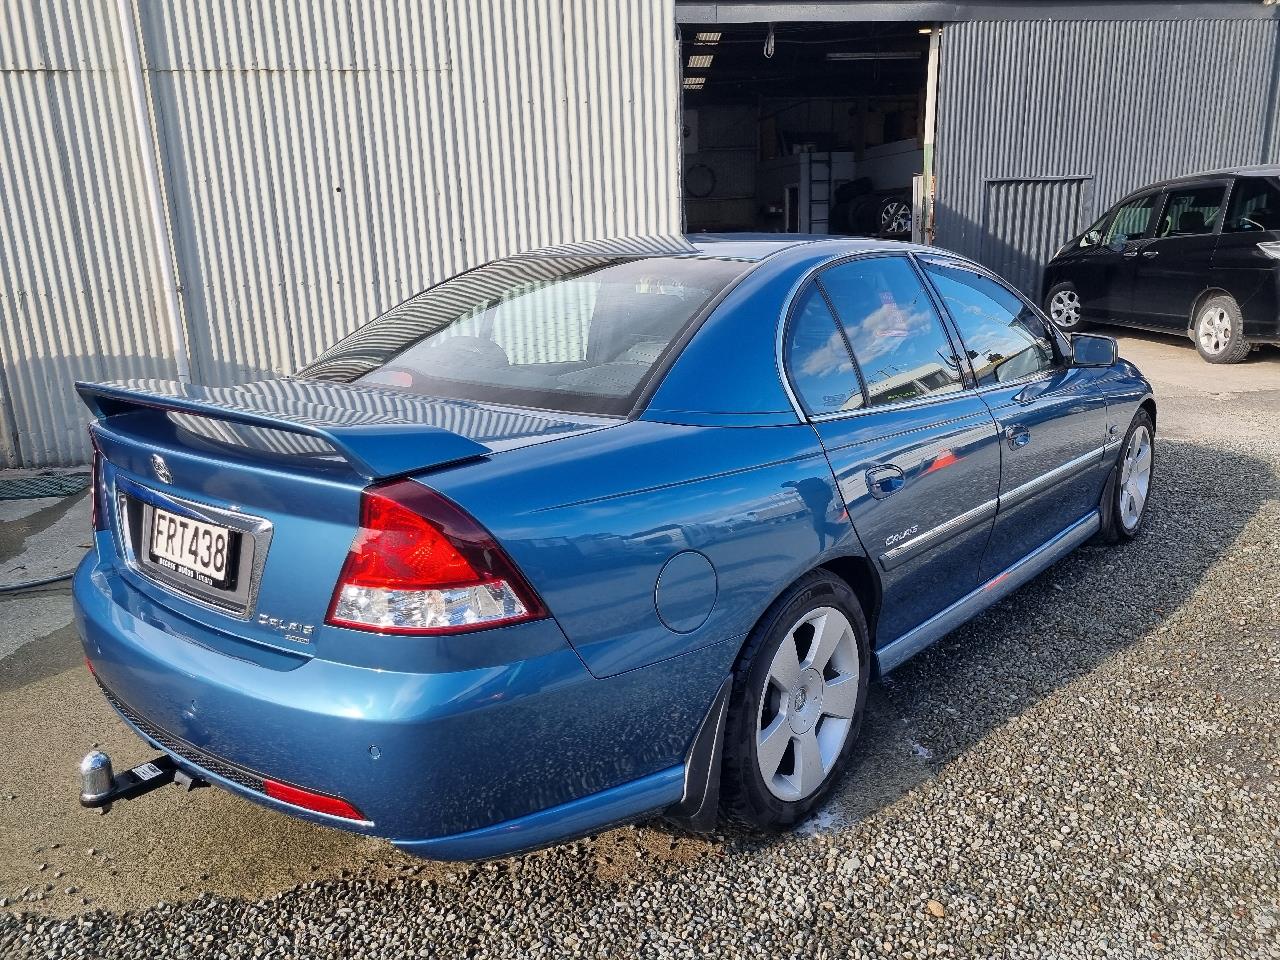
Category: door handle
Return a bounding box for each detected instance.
[1122,250,1139,258]
[1141,250,1159,258]
[1005,425,1031,449]
[865,465,905,500]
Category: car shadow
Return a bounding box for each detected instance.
[659,437,1274,854]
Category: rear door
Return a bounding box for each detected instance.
[1212,175,1280,335]
[916,258,1110,579]
[784,254,1002,646]
[1129,181,1229,326]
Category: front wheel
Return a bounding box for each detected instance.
[720,571,870,831]
[1102,409,1155,543]
[1045,281,1088,332]
[1194,293,1250,364]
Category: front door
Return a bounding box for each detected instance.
[1091,191,1161,321]
[1129,181,1229,327]
[916,257,1111,579]
[782,255,1001,646]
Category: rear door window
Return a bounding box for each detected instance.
[783,285,864,415]
[920,260,1057,385]
[818,257,964,408]
[1156,184,1227,237]
[1224,177,1280,233]
[1104,194,1157,244]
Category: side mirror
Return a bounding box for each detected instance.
[1081,229,1101,247]
[1071,333,1117,367]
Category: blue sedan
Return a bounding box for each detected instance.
[73,235,1155,859]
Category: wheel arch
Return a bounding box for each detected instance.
[1186,286,1233,337]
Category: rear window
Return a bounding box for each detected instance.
[1225,177,1280,233]
[300,255,748,416]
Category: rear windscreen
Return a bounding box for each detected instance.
[300,255,748,416]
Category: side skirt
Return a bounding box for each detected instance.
[875,510,1101,674]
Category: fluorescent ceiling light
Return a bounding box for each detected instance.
[825,51,922,61]
[687,54,714,69]
[694,31,721,44]
[683,77,706,90]
[918,27,933,35]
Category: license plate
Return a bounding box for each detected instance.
[148,508,235,589]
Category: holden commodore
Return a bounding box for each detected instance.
[74,235,1155,859]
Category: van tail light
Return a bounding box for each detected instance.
[1257,241,1280,260]
[326,478,547,635]
[88,429,107,532]
[262,779,366,821]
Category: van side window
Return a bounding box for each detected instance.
[1224,177,1280,233]
[1104,194,1157,245]
[1156,185,1226,237]
[818,257,964,408]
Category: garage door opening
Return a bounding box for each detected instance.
[680,22,934,240]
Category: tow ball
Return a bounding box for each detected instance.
[79,751,206,811]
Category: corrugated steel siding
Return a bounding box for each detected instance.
[934,18,1280,299]
[979,177,1090,296]
[0,0,680,466]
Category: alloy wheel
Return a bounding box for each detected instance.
[1197,305,1232,355]
[755,606,860,802]
[880,200,912,236]
[1049,288,1082,328]
[1119,424,1153,531]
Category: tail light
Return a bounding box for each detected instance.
[326,478,547,635]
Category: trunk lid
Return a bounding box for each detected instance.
[80,377,614,668]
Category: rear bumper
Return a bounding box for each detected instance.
[74,554,732,858]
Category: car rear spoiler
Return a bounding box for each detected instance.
[76,378,492,480]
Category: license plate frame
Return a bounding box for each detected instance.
[146,507,240,591]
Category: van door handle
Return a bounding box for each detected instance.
[1122,250,1139,258]
[1141,250,1159,258]
[865,465,905,499]
[1006,425,1031,449]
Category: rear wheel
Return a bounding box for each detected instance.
[1045,282,1087,332]
[1193,293,1250,364]
[721,571,869,830]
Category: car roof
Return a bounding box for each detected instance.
[511,233,939,264]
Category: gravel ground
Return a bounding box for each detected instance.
[2,333,1278,959]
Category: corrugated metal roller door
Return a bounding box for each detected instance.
[0,0,680,467]
[980,178,1090,298]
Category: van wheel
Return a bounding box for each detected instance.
[1194,294,1250,364]
[720,571,870,831]
[1045,282,1087,332]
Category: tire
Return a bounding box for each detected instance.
[1044,281,1088,333]
[720,571,870,831]
[1101,409,1155,544]
[1193,293,1250,364]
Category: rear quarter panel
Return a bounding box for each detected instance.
[427,420,859,678]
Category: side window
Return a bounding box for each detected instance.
[1104,194,1157,245]
[819,257,963,408]
[1224,177,1280,233]
[1156,184,1226,237]
[920,261,1057,386]
[784,284,864,415]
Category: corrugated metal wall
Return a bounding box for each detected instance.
[0,0,680,467]
[934,18,1280,298]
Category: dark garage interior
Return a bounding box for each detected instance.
[680,22,931,239]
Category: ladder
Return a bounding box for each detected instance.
[807,151,831,235]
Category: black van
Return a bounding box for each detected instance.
[1042,166,1280,363]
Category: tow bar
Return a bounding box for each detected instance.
[79,750,206,811]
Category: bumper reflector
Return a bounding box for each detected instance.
[262,778,366,821]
